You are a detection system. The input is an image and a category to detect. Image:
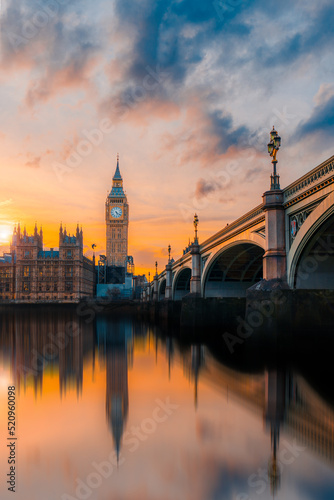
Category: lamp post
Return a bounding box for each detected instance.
[91,243,96,263]
[165,246,172,299]
[153,261,159,301]
[267,126,281,190]
[190,213,201,294]
[193,214,199,244]
[262,126,286,282]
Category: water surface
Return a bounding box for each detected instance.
[0,310,334,500]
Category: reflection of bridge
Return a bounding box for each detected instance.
[1,312,334,471]
[144,154,334,300]
[181,346,334,470]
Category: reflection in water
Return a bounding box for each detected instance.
[2,310,92,399]
[265,370,286,496]
[0,310,334,499]
[96,317,132,461]
[59,324,83,399]
[182,345,205,409]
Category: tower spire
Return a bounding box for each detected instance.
[113,154,122,181]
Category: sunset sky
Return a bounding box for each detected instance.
[0,0,333,274]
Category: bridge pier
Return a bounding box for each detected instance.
[153,274,158,301]
[165,263,173,300]
[180,295,246,330]
[244,188,289,333]
[156,299,182,326]
[149,152,334,334]
[190,243,201,295]
[245,288,334,340]
[262,189,286,281]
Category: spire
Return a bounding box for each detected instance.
[113,154,122,181]
[109,154,125,198]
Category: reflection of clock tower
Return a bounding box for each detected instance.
[106,155,129,267]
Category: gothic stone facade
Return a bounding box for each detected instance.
[105,157,129,267]
[0,224,95,302]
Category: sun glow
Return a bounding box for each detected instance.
[0,226,12,243]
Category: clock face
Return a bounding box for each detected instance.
[111,206,122,218]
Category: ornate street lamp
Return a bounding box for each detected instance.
[267,126,281,190]
[193,213,199,244]
[91,243,96,258]
[168,244,171,262]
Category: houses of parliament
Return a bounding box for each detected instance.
[0,157,133,302]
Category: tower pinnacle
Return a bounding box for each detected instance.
[113,154,122,181]
[106,154,129,267]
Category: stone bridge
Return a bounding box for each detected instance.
[143,154,334,301]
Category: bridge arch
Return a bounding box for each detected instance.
[202,241,265,298]
[288,192,334,288]
[172,266,191,300]
[158,279,166,300]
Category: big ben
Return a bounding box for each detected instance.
[106,155,129,267]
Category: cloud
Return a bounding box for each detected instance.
[297,92,334,138]
[25,155,41,168]
[0,199,13,207]
[255,3,334,69]
[209,110,250,154]
[158,94,253,172]
[0,0,103,106]
[59,135,80,162]
[195,178,218,198]
[113,0,251,86]
[100,0,252,129]
[24,150,52,168]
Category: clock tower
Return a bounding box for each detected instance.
[106,155,129,267]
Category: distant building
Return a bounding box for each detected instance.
[96,316,132,460]
[105,155,129,267]
[97,156,134,299]
[0,223,95,302]
[132,274,147,299]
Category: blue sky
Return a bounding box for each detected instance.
[0,0,333,271]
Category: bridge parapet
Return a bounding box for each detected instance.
[284,155,334,206]
[199,204,264,253]
[151,154,334,301]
